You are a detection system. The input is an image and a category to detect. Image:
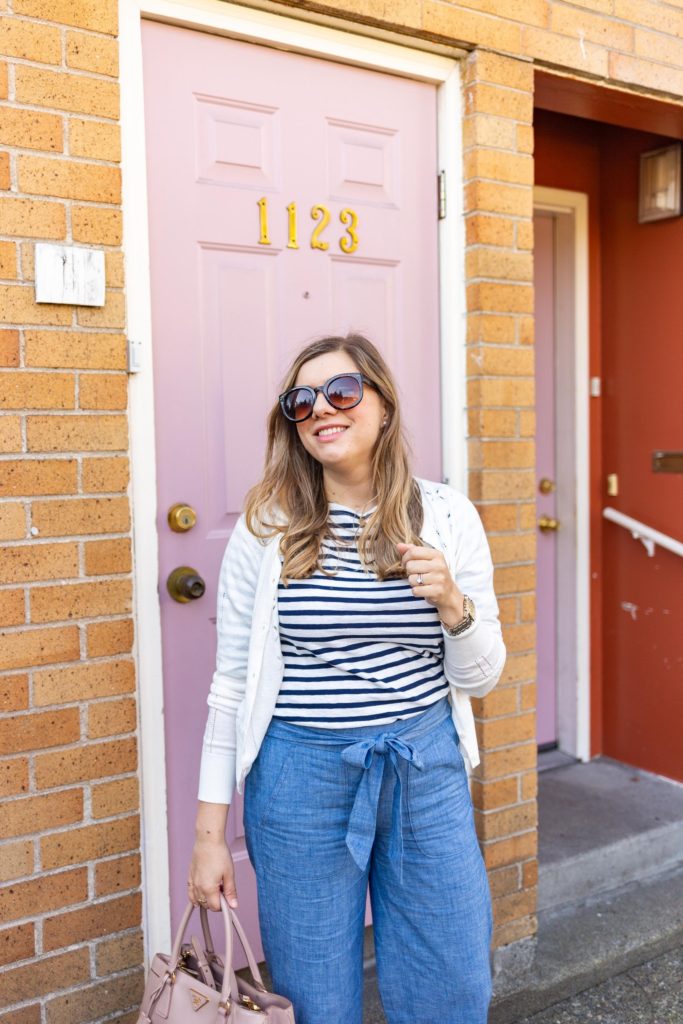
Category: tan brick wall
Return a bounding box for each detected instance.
[0,0,142,1019]
[277,0,683,101]
[3,0,683,1018]
[462,49,538,950]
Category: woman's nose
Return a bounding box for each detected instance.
[312,390,334,416]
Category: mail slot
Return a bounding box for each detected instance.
[652,451,683,473]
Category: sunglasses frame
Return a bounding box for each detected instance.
[278,372,376,423]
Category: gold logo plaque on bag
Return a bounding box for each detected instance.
[189,989,209,1011]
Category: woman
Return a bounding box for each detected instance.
[189,333,506,1024]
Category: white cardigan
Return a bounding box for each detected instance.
[198,478,506,804]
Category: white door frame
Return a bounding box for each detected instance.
[533,186,590,763]
[120,0,465,959]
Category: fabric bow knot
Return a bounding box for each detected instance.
[341,733,425,880]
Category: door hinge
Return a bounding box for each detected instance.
[438,171,447,220]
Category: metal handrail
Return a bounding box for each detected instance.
[603,507,683,559]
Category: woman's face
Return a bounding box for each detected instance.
[292,350,387,476]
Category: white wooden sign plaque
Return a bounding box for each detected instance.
[35,244,106,306]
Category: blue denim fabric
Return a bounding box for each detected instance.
[243,697,493,1024]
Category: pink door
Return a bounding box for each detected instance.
[534,212,557,747]
[142,21,441,960]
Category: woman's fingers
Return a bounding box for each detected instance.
[188,843,238,911]
[222,873,239,910]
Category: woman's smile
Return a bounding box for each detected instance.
[314,424,349,442]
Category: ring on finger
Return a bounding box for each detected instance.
[197,895,208,906]
[416,572,424,586]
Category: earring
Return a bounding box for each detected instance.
[381,418,388,429]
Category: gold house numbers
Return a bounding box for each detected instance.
[257,198,359,254]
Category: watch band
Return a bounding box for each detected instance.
[441,595,476,637]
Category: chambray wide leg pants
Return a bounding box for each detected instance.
[243,696,493,1024]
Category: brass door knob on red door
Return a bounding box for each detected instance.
[538,515,560,532]
[166,567,206,602]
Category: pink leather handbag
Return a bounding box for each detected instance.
[136,895,295,1023]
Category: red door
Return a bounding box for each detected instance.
[142,21,441,956]
[600,131,683,782]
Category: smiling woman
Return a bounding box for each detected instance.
[245,334,424,582]
[188,332,506,1024]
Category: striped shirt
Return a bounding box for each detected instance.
[273,504,449,727]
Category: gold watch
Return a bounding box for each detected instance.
[441,595,476,637]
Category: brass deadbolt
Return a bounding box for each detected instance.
[167,567,206,603]
[168,503,197,532]
[539,478,556,495]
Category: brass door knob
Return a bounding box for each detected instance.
[167,566,206,603]
[168,503,197,532]
[538,515,560,532]
[539,477,556,495]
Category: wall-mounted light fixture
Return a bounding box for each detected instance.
[639,144,681,223]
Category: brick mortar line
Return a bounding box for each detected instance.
[0,727,136,751]
[0,534,129,547]
[0,962,143,1005]
[462,111,531,126]
[0,141,121,168]
[0,908,144,946]
[464,79,538,97]
[9,407,128,414]
[0,657,134,680]
[0,11,117,42]
[2,50,121,83]
[464,182,532,195]
[2,578,132,593]
[477,796,536,816]
[480,822,538,842]
[0,323,124,332]
[1,694,137,718]
[466,274,534,284]
[0,10,118,37]
[0,618,131,637]
[0,190,121,208]
[0,451,128,461]
[0,770,138,797]
[0,531,131,546]
[0,820,140,853]
[24,198,125,209]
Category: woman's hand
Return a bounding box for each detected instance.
[188,802,238,910]
[397,543,464,628]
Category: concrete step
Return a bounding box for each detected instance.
[489,863,683,1024]
[538,757,683,912]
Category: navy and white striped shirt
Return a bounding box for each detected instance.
[273,504,449,727]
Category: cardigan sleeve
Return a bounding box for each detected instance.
[197,514,264,804]
[440,490,506,700]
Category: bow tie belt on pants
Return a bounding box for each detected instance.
[341,734,424,880]
[264,697,454,881]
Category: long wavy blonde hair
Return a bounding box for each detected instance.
[244,333,424,581]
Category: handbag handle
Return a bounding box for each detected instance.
[170,897,236,1006]
[199,904,267,992]
[170,897,267,1005]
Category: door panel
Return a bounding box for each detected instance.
[142,20,441,959]
[600,130,683,782]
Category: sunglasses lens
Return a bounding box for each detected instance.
[283,388,314,421]
[327,374,362,409]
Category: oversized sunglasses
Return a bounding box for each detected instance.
[279,372,376,423]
